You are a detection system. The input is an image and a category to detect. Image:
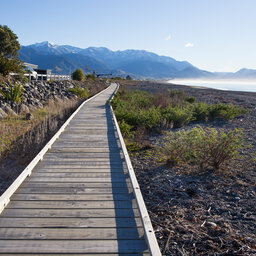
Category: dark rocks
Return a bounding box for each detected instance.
[25,113,34,120]
[0,80,79,117]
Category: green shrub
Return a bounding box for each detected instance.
[192,102,210,121]
[209,103,247,121]
[68,85,89,99]
[162,106,194,128]
[186,96,196,103]
[0,81,24,103]
[86,73,96,81]
[161,126,244,170]
[168,89,186,107]
[72,68,84,81]
[119,120,134,139]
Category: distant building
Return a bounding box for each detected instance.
[24,62,38,70]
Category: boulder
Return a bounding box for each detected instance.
[0,108,8,118]
[25,113,34,120]
[4,106,17,116]
[18,104,30,114]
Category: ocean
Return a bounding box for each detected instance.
[168,79,256,93]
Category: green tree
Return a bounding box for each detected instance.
[126,75,132,80]
[0,25,23,76]
[72,68,84,81]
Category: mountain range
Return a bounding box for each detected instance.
[18,41,256,79]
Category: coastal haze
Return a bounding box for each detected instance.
[169,79,256,92]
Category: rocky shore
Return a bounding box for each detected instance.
[122,81,256,255]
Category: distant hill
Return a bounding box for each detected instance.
[19,41,256,79]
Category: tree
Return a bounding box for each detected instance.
[72,68,85,81]
[126,75,132,80]
[0,25,23,76]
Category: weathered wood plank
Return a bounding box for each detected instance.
[0,217,142,228]
[44,152,124,158]
[8,200,137,209]
[0,227,145,239]
[16,187,133,194]
[0,240,148,253]
[50,147,121,152]
[31,172,127,178]
[50,148,121,153]
[26,177,128,183]
[39,159,124,164]
[1,208,140,218]
[20,182,132,188]
[12,193,135,201]
[33,168,128,173]
[37,162,127,168]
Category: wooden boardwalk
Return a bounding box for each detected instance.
[0,83,161,255]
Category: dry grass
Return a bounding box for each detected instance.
[0,97,79,159]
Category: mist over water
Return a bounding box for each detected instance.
[168,79,256,92]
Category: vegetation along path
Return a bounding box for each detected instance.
[0,83,160,255]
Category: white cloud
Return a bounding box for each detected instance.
[185,43,194,47]
[164,35,171,41]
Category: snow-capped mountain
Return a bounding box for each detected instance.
[19,41,213,78]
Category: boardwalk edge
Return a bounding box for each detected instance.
[110,83,162,256]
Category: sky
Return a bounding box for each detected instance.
[1,0,256,72]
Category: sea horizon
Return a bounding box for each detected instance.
[168,79,256,93]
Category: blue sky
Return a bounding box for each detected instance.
[1,0,256,72]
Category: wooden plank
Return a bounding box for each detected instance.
[20,182,132,188]
[53,142,116,147]
[32,168,128,173]
[31,172,126,178]
[0,240,148,253]
[50,147,121,152]
[12,194,135,201]
[0,217,143,228]
[39,160,124,164]
[0,227,145,239]
[37,162,127,167]
[1,208,140,218]
[49,148,121,153]
[26,177,128,183]
[16,187,132,194]
[43,152,124,158]
[7,200,137,209]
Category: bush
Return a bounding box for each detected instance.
[0,81,24,103]
[72,68,84,81]
[119,120,134,139]
[86,73,96,81]
[186,96,196,103]
[161,126,244,170]
[209,103,247,121]
[192,102,210,121]
[162,106,194,128]
[68,85,89,99]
